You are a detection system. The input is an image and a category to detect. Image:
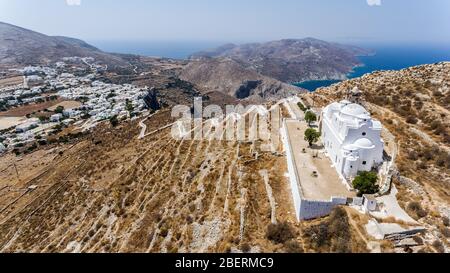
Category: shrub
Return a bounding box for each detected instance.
[352,171,379,196]
[416,209,428,218]
[443,217,449,227]
[38,116,49,122]
[109,115,119,127]
[417,161,428,170]
[266,221,296,244]
[436,153,450,168]
[55,105,64,114]
[441,228,450,238]
[297,102,307,112]
[284,240,303,253]
[407,150,419,161]
[407,202,428,219]
[421,148,434,161]
[408,202,420,211]
[413,236,423,245]
[406,116,418,124]
[432,240,445,253]
[160,227,169,237]
[240,243,251,253]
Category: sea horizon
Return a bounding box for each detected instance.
[295,43,450,91]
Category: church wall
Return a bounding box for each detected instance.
[299,198,348,220]
[282,120,302,221]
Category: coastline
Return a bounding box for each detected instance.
[292,54,375,91]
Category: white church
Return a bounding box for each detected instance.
[320,100,384,180]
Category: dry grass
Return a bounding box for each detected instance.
[0,110,297,253]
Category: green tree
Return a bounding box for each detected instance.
[304,128,320,147]
[305,111,317,126]
[55,106,64,114]
[297,102,307,112]
[125,99,134,116]
[352,171,379,196]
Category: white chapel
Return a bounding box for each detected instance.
[320,100,384,180]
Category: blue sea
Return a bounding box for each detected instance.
[89,40,227,60]
[294,44,450,91]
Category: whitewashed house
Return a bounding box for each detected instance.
[362,194,378,212]
[50,114,63,122]
[320,100,384,180]
[15,120,38,133]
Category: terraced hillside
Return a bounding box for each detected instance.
[0,110,298,253]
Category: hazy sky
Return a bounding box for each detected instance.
[0,0,449,44]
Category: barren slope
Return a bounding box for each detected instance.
[0,110,298,253]
[0,22,128,67]
[180,57,304,102]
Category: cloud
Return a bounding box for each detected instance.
[66,0,81,6]
[367,0,381,6]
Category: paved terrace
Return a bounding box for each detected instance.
[285,119,355,200]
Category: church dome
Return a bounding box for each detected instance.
[353,138,375,149]
[340,103,369,118]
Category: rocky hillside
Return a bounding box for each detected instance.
[180,57,305,102]
[190,38,373,83]
[0,22,127,67]
[307,62,450,251]
[0,108,301,253]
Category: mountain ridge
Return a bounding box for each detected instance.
[0,21,127,67]
[190,38,374,83]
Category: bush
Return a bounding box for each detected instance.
[443,217,449,227]
[266,221,296,244]
[284,240,303,253]
[55,105,64,114]
[240,243,251,253]
[407,202,428,219]
[432,240,445,253]
[413,236,423,245]
[297,102,307,112]
[416,209,428,218]
[406,116,418,124]
[160,227,169,237]
[109,115,119,127]
[407,150,419,161]
[421,148,435,161]
[436,153,449,167]
[441,228,450,238]
[417,161,428,170]
[352,171,379,196]
[407,202,421,211]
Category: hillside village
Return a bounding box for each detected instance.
[0,58,149,155]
